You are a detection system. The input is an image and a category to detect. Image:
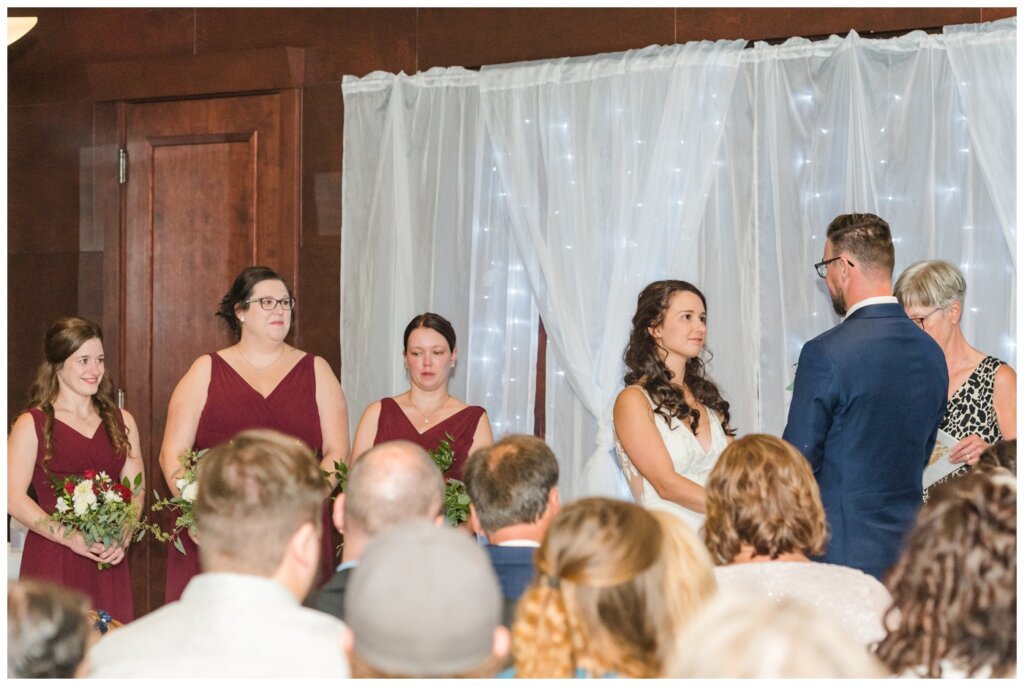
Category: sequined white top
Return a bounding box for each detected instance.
[715,561,891,648]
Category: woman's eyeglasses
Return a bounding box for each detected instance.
[243,297,296,311]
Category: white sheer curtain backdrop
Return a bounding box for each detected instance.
[478,41,748,498]
[743,22,1016,432]
[341,68,537,451]
[341,19,1015,501]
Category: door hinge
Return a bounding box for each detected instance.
[118,148,127,184]
[116,388,126,409]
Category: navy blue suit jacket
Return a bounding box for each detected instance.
[486,544,537,600]
[486,544,537,627]
[783,303,947,580]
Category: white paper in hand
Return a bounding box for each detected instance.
[923,429,960,489]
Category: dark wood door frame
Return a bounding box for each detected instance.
[89,48,305,617]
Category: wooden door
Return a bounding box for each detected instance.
[121,91,300,616]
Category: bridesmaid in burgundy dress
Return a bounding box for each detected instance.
[158,266,350,603]
[7,317,144,622]
[351,313,493,480]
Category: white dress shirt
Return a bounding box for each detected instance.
[844,295,898,319]
[88,572,350,678]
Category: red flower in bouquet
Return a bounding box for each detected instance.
[46,470,147,570]
[112,483,132,504]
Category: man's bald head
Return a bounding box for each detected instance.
[344,441,444,536]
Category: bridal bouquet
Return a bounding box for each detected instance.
[47,469,145,569]
[150,448,205,555]
[428,433,472,526]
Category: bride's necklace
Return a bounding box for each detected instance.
[238,345,286,371]
[410,394,450,425]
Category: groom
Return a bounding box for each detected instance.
[783,212,946,580]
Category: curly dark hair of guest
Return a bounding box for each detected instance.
[622,280,734,436]
[875,471,1016,678]
[27,317,130,471]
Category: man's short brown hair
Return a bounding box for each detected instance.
[463,435,559,533]
[703,434,827,564]
[195,429,327,575]
[826,212,895,276]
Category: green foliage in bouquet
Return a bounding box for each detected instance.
[428,433,471,526]
[320,458,349,493]
[46,470,150,570]
[443,479,471,526]
[149,448,205,555]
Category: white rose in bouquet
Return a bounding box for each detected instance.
[73,495,91,516]
[106,489,123,504]
[180,482,199,503]
[175,478,188,493]
[54,498,69,513]
[72,481,97,515]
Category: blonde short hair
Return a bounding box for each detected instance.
[667,592,888,678]
[894,259,966,309]
[703,434,827,564]
[195,429,326,575]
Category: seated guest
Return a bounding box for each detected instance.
[342,519,509,677]
[463,434,560,625]
[510,497,708,678]
[975,438,1016,476]
[875,471,1016,678]
[648,509,717,628]
[8,579,93,679]
[667,592,888,678]
[704,434,891,647]
[895,260,1016,496]
[307,440,444,620]
[89,430,350,677]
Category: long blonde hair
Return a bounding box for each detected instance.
[649,510,717,635]
[511,497,670,678]
[27,317,128,470]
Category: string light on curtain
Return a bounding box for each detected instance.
[342,19,1015,501]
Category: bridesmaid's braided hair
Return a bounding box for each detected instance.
[27,317,129,471]
[622,280,734,436]
[512,498,669,678]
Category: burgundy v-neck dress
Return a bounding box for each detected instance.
[373,397,486,480]
[163,352,335,603]
[19,408,134,622]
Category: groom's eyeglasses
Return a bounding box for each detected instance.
[814,256,854,278]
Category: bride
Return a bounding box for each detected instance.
[613,280,735,533]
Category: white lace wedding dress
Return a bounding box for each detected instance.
[614,388,729,535]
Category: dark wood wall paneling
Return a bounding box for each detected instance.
[7,5,1015,421]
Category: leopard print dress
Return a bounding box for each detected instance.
[923,355,1005,501]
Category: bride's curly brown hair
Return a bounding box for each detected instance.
[875,471,1016,677]
[622,280,734,436]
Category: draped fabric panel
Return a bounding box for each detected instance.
[341,19,1015,500]
[341,69,538,458]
